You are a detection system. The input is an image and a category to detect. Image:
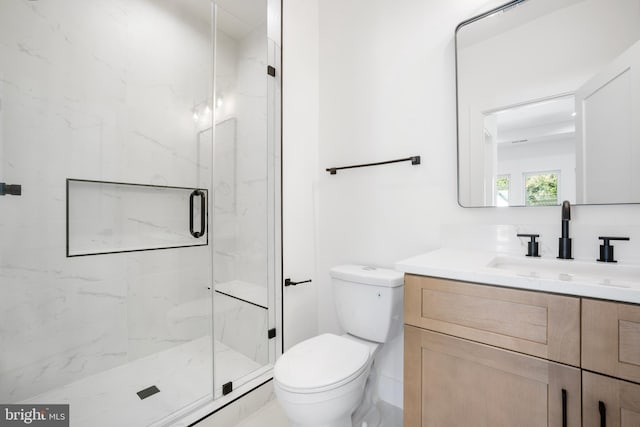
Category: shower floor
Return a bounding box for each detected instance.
[22,336,263,427]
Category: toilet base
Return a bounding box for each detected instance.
[276,390,364,427]
[274,366,369,427]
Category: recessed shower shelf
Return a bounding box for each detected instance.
[66,179,208,257]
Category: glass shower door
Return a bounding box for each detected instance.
[0,1,215,426]
[211,0,278,397]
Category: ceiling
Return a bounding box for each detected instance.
[174,0,266,40]
[216,0,266,40]
[492,95,576,145]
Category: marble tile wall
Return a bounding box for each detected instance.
[0,0,213,402]
[214,292,269,366]
[165,289,268,367]
[234,21,270,290]
[212,9,270,323]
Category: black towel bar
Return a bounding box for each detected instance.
[326,156,420,175]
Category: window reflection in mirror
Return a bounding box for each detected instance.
[456,0,640,207]
[524,171,559,206]
[495,175,510,206]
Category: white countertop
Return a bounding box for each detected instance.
[396,248,640,304]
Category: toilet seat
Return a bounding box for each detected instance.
[274,333,370,394]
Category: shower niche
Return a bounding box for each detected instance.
[67,179,208,256]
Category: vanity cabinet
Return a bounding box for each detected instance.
[582,299,640,384]
[583,371,640,427]
[404,274,581,366]
[404,274,640,427]
[405,325,581,427]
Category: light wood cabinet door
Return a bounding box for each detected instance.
[404,325,581,427]
[583,371,640,427]
[404,274,581,366]
[583,299,640,384]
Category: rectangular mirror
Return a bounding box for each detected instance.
[456,0,640,207]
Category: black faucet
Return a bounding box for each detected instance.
[558,200,573,259]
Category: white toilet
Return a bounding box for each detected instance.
[274,265,404,427]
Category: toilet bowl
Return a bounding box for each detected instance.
[274,265,404,427]
[274,334,377,427]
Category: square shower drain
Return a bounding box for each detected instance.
[137,385,160,400]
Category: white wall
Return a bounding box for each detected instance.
[282,0,320,350]
[294,0,640,410]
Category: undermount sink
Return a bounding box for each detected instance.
[486,255,640,288]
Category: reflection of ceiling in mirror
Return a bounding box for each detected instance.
[493,96,575,145]
[457,0,585,49]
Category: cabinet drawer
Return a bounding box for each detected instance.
[583,371,640,427]
[405,325,582,427]
[583,299,640,383]
[404,274,580,366]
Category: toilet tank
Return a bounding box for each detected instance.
[330,265,404,343]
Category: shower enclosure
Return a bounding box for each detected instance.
[0,0,281,425]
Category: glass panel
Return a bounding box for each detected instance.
[212,0,273,395]
[0,0,214,425]
[214,293,268,389]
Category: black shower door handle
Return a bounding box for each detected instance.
[189,189,206,238]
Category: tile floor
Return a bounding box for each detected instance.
[233,399,403,427]
[234,399,288,427]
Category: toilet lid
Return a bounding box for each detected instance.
[274,333,370,393]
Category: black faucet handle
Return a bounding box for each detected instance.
[517,234,540,257]
[597,236,630,263]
